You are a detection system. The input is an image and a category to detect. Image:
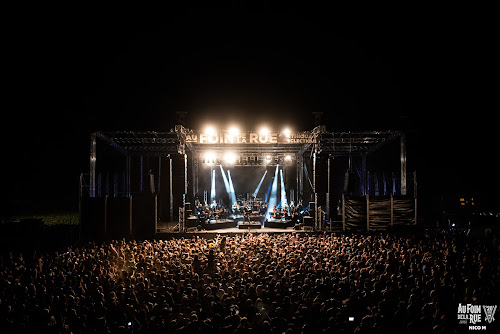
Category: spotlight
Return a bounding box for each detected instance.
[204,126,217,136]
[228,126,240,137]
[223,152,237,164]
[284,155,292,162]
[283,128,291,138]
[259,127,271,136]
[204,151,216,164]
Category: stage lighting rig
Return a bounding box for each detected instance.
[228,126,240,137]
[204,126,217,136]
[259,127,271,136]
[203,151,217,164]
[223,152,238,165]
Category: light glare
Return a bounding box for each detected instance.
[224,152,237,164]
[259,127,270,135]
[228,127,240,136]
[204,126,217,136]
[204,151,216,164]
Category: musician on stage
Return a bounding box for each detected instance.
[232,202,240,214]
[271,206,279,219]
[243,203,251,222]
[215,206,226,220]
[260,202,268,215]
[281,206,288,219]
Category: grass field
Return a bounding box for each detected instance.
[5,212,80,225]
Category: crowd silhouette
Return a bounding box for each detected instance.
[0,232,498,333]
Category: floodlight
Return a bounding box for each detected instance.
[259,127,271,135]
[204,126,217,136]
[204,151,216,164]
[284,155,292,162]
[223,152,237,164]
[283,128,291,138]
[228,126,240,137]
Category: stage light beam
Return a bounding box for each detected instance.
[280,169,287,209]
[227,169,237,206]
[210,170,216,203]
[253,170,268,198]
[267,165,279,218]
[219,165,232,205]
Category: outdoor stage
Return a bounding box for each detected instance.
[80,122,416,241]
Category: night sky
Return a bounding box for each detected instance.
[4,7,498,217]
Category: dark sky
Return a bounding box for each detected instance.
[4,7,498,215]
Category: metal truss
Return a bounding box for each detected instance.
[92,128,401,158]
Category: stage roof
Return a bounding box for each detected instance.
[93,126,402,157]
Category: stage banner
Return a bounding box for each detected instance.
[184,131,317,145]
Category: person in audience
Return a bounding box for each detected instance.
[0,232,497,333]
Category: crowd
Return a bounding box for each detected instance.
[0,232,498,333]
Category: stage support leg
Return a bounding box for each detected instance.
[104,195,108,235]
[367,171,370,196]
[90,133,96,197]
[366,195,370,232]
[184,154,188,197]
[361,154,367,195]
[296,154,303,203]
[400,133,407,195]
[193,154,199,198]
[127,155,131,197]
[157,157,161,195]
[313,147,318,230]
[114,173,118,197]
[105,172,109,197]
[342,194,345,232]
[155,195,158,235]
[326,156,331,219]
[129,196,133,237]
[140,156,144,192]
[97,173,101,197]
[414,171,418,225]
[390,194,394,227]
[170,157,173,223]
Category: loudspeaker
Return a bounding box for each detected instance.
[187,227,197,232]
[303,216,314,226]
[303,226,314,231]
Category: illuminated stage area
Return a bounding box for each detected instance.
[80,123,416,240]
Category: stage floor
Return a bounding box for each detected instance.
[156,221,314,234]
